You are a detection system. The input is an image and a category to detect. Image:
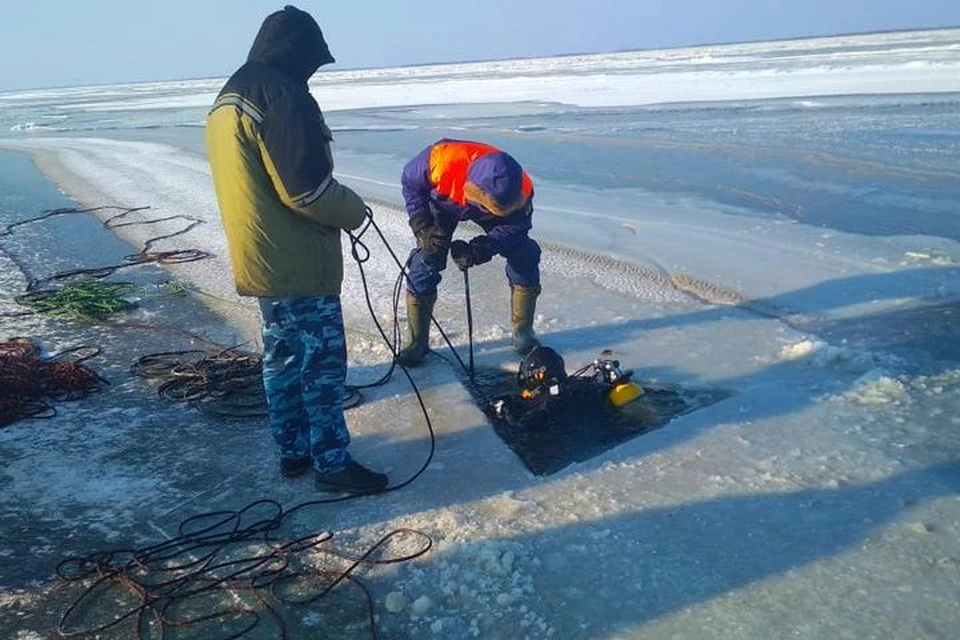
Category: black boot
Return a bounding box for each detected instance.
[315,460,388,494]
[280,456,311,478]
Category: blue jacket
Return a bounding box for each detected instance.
[401,139,535,255]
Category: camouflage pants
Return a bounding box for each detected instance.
[259,296,350,473]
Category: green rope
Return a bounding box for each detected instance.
[16,282,138,321]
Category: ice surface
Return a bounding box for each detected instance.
[1,28,959,640]
[2,134,957,638]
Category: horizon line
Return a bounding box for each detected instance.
[2,23,958,94]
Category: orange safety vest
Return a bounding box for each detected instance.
[428,140,534,207]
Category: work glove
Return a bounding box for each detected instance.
[450,236,494,270]
[409,210,450,254]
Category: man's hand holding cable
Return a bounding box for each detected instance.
[450,236,493,270]
[409,210,450,255]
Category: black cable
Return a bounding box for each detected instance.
[31,205,452,637]
[347,212,472,376]
[352,211,498,414]
[0,205,210,293]
[279,208,445,500]
[131,347,269,418]
[55,500,433,639]
[0,205,135,238]
[462,266,475,375]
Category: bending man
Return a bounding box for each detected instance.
[398,138,542,366]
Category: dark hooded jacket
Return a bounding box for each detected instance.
[206,5,366,297]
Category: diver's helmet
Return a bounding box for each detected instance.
[517,345,567,396]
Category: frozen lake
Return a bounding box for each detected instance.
[2,27,959,640]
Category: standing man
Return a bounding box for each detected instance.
[397,139,542,367]
[206,5,387,495]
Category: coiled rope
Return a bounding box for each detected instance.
[131,348,269,418]
[55,500,433,639]
[0,337,106,427]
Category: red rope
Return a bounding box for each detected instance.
[0,337,105,427]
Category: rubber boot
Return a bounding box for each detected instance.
[511,285,541,356]
[396,291,436,367]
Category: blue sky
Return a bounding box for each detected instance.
[1,0,958,91]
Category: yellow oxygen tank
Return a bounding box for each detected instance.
[607,381,644,407]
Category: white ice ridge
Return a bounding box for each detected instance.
[2,29,959,114]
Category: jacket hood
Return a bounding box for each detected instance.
[463,151,529,217]
[247,5,335,84]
